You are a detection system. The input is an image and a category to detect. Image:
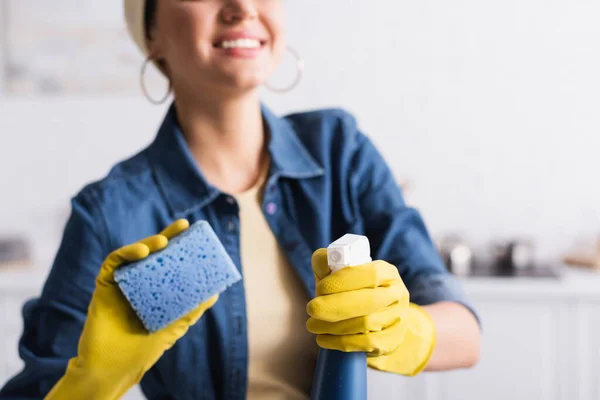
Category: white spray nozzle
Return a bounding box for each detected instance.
[327,234,371,273]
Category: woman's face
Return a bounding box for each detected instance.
[148,0,285,94]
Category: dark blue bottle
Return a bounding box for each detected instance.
[310,349,367,400]
[310,233,371,400]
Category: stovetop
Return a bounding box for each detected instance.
[466,263,562,278]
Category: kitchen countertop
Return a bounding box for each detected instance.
[459,267,600,300]
[1,263,599,300]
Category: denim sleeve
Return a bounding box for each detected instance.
[347,126,479,324]
[0,194,106,399]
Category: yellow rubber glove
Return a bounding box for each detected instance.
[46,219,218,400]
[306,248,437,376]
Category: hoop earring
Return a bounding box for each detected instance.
[264,46,304,93]
[140,57,171,105]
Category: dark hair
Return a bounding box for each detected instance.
[144,0,157,40]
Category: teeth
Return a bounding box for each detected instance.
[220,38,261,49]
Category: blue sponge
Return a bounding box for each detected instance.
[114,220,241,333]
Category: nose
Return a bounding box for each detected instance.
[220,0,259,24]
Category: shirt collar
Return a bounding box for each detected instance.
[148,103,324,218]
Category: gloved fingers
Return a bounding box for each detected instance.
[97,243,150,285]
[97,233,168,286]
[307,283,409,322]
[307,303,402,335]
[316,320,405,356]
[159,219,190,240]
[311,248,331,283]
[138,235,169,253]
[316,260,401,296]
[183,295,219,325]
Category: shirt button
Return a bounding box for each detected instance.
[226,196,235,205]
[227,221,235,231]
[265,202,277,215]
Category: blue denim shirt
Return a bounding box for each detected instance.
[1,104,476,400]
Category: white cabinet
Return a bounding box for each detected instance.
[574,303,600,400]
[438,301,571,400]
[2,268,600,400]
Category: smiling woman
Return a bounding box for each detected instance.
[0,1,481,400]
[128,0,285,98]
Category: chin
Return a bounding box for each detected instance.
[218,70,269,93]
[171,61,270,96]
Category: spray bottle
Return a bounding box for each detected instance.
[310,234,371,400]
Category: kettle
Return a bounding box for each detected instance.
[437,235,473,276]
[492,239,536,271]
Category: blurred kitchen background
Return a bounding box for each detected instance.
[1,1,599,399]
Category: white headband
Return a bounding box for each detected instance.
[124,0,149,57]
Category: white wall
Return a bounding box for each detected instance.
[1,0,599,268]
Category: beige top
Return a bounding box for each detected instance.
[233,159,318,399]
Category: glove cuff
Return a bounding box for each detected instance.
[45,357,137,400]
[403,303,437,376]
